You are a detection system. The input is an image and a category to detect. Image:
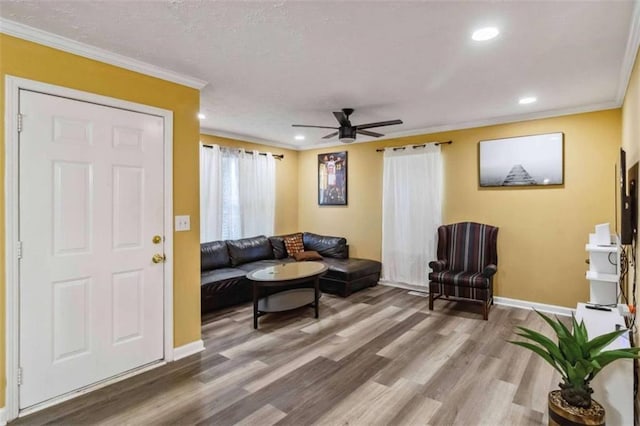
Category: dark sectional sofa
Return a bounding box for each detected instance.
[201,232,382,313]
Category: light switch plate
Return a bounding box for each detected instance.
[175,215,190,232]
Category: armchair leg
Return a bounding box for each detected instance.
[483,301,489,321]
[429,292,433,311]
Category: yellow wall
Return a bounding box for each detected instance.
[199,134,299,235]
[299,110,621,308]
[0,34,202,406]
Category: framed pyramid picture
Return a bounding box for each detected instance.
[478,132,564,187]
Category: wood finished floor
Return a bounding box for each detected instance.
[14,285,561,425]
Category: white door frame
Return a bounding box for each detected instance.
[4,75,175,421]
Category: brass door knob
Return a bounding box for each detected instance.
[152,235,162,244]
[152,253,166,264]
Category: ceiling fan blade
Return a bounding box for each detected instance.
[292,124,338,129]
[356,129,384,138]
[333,111,350,126]
[322,131,339,139]
[355,119,403,130]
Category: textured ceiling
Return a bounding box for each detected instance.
[1,1,637,149]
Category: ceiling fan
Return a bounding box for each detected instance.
[292,108,403,143]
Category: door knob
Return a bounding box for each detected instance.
[152,253,166,264]
[152,235,162,244]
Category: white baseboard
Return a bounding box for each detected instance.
[379,280,429,293]
[494,296,574,317]
[380,281,575,317]
[173,339,205,360]
[0,406,7,426]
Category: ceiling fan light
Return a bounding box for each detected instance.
[339,126,357,143]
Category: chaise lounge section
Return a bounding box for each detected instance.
[201,232,381,313]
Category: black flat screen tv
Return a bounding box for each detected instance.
[620,148,637,244]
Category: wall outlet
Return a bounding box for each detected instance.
[175,215,190,232]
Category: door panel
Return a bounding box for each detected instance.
[112,270,144,344]
[19,90,165,409]
[113,166,144,249]
[52,278,91,362]
[53,161,93,255]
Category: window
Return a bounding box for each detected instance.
[200,144,275,241]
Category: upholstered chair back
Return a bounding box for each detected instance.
[436,222,498,273]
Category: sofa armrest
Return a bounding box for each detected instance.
[482,264,497,278]
[429,260,447,272]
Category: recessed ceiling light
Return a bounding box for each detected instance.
[197,113,206,120]
[519,96,537,105]
[294,135,305,141]
[472,27,499,41]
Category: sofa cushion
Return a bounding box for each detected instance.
[293,250,323,262]
[226,235,274,267]
[268,236,289,259]
[201,267,247,287]
[428,271,488,288]
[284,233,305,257]
[303,232,348,259]
[201,241,231,271]
[321,257,381,281]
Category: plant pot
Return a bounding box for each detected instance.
[548,390,605,426]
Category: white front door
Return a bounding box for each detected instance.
[18,90,165,409]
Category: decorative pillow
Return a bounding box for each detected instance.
[283,233,304,257]
[268,236,288,259]
[293,250,323,262]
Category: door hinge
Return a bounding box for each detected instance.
[17,367,23,386]
[17,241,22,259]
[17,113,23,133]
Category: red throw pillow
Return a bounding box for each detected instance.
[283,233,304,257]
[293,250,323,262]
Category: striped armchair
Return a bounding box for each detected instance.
[428,222,499,320]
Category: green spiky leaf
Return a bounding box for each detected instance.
[585,329,630,356]
[514,327,563,361]
[508,340,564,376]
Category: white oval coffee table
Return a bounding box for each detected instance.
[247,261,328,329]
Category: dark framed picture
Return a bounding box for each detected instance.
[318,151,347,205]
[478,132,564,187]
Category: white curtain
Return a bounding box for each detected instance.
[200,144,223,242]
[200,144,275,242]
[381,144,443,289]
[239,150,275,237]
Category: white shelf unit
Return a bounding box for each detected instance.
[575,303,632,426]
[585,234,621,305]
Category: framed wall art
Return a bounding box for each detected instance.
[318,151,347,205]
[478,132,564,187]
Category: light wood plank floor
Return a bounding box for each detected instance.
[14,285,561,425]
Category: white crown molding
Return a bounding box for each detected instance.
[616,0,640,104]
[199,127,299,151]
[173,339,205,361]
[358,102,620,144]
[0,18,208,90]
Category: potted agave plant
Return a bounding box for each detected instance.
[509,310,640,426]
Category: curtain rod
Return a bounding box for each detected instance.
[201,143,284,160]
[375,140,452,152]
